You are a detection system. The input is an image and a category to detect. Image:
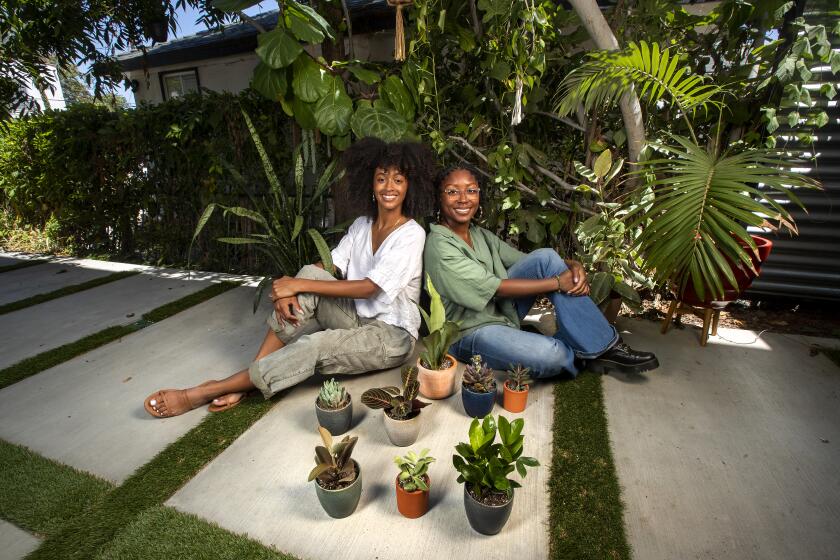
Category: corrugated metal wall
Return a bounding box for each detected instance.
[748,9,840,301]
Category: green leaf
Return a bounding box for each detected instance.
[347,64,381,85]
[256,29,303,69]
[380,75,415,121]
[332,134,351,151]
[287,10,325,43]
[813,111,829,128]
[251,62,288,101]
[292,56,329,102]
[308,229,334,276]
[469,418,482,451]
[489,61,511,81]
[611,280,641,303]
[589,271,615,304]
[787,111,800,127]
[216,237,265,245]
[291,97,318,130]
[315,75,353,136]
[820,82,837,100]
[350,104,408,142]
[593,150,612,179]
[212,0,261,11]
[286,1,334,41]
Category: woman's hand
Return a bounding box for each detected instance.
[271,276,299,300]
[564,260,590,296]
[273,295,303,326]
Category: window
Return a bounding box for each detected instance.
[159,69,199,100]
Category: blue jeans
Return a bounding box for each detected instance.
[450,248,618,378]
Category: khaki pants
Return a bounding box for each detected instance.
[249,265,415,398]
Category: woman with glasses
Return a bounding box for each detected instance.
[423,165,658,379]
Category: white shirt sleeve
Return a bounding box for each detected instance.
[330,217,363,276]
[366,224,426,304]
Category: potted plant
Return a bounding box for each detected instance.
[361,366,430,447]
[461,355,496,418]
[417,275,461,399]
[453,415,539,535]
[502,364,533,413]
[307,426,361,519]
[315,378,353,436]
[394,448,436,518]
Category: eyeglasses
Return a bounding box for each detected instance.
[442,187,481,198]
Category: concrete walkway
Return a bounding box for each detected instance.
[0,521,40,560]
[608,318,840,560]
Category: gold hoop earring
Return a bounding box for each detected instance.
[435,209,441,222]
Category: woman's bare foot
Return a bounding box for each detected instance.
[208,392,247,412]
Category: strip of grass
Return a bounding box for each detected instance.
[0,439,114,538]
[28,393,278,560]
[0,258,47,273]
[0,281,239,390]
[549,371,631,560]
[95,506,296,560]
[0,270,140,315]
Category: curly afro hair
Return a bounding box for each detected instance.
[338,137,438,219]
[433,164,488,222]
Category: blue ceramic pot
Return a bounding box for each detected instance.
[461,383,496,418]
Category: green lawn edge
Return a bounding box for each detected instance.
[0,270,140,315]
[0,439,114,538]
[0,259,48,273]
[0,281,239,391]
[549,371,631,560]
[27,393,280,560]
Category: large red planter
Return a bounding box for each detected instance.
[681,234,773,305]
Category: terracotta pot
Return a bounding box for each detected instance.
[601,295,622,324]
[314,460,362,519]
[395,474,430,518]
[502,381,529,413]
[417,354,458,399]
[383,410,422,447]
[315,393,352,436]
[463,485,513,535]
[461,383,496,418]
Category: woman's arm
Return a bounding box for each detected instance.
[495,260,589,297]
[271,276,379,301]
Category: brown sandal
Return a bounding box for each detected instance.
[144,380,218,418]
[207,392,249,413]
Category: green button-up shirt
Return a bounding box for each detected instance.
[423,224,527,337]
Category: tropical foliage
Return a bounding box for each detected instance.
[418,275,460,370]
[394,448,436,492]
[307,426,358,488]
[361,366,430,420]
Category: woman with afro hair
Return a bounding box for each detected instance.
[144,137,437,417]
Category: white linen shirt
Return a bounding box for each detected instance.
[330,216,426,338]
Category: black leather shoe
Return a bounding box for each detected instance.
[587,342,659,375]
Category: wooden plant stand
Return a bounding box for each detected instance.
[660,299,726,346]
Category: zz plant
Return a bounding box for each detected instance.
[453,415,539,500]
[307,426,358,489]
[419,275,460,370]
[361,365,430,420]
[394,448,436,492]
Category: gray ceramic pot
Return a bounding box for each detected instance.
[314,460,362,518]
[383,411,422,447]
[315,394,353,436]
[463,485,513,535]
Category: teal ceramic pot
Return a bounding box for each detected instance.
[314,461,362,518]
[461,383,496,418]
[315,394,353,436]
[463,485,513,535]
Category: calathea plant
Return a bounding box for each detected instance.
[418,275,460,370]
[361,366,430,420]
[307,426,358,490]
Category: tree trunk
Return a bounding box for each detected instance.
[567,0,645,163]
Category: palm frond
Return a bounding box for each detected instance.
[624,134,820,300]
[554,41,721,118]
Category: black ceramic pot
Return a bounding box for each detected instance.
[463,485,513,535]
[461,384,496,418]
[315,394,353,436]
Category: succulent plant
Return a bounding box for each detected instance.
[394,448,436,492]
[453,415,539,500]
[506,364,533,392]
[362,365,430,420]
[317,378,348,409]
[307,426,358,488]
[462,355,496,393]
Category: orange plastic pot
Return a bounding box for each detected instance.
[417,355,458,399]
[502,381,529,413]
[395,475,430,519]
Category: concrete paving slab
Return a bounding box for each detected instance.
[0,287,271,483]
[0,520,40,560]
[0,257,148,306]
[167,352,554,560]
[0,272,217,370]
[605,318,840,560]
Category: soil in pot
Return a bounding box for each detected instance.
[417,354,458,399]
[463,485,513,535]
[383,409,422,447]
[315,393,352,436]
[502,381,528,413]
[461,383,496,418]
[314,461,362,518]
[395,474,430,518]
